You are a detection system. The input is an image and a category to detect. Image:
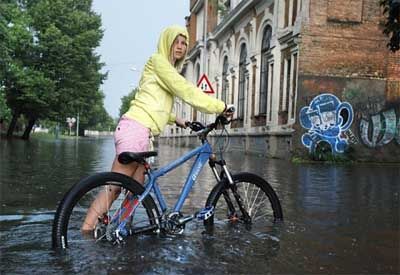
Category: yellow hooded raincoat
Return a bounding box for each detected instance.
[124,25,226,136]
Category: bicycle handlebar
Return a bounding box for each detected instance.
[185,114,233,140]
[183,106,235,141]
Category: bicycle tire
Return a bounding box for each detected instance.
[204,172,283,231]
[52,172,160,249]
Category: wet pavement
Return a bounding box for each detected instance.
[0,136,399,274]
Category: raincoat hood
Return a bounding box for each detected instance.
[156,25,189,70]
[124,25,225,136]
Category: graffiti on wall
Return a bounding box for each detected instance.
[343,129,359,145]
[342,87,400,149]
[299,93,354,154]
[360,109,400,148]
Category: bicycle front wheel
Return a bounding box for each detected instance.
[204,172,283,232]
[52,172,160,249]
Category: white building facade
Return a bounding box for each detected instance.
[161,0,306,158]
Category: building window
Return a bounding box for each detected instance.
[284,0,301,28]
[221,56,229,103]
[196,8,204,41]
[279,49,298,124]
[292,0,298,25]
[238,44,247,120]
[217,0,232,23]
[259,25,272,115]
[268,63,274,121]
[284,0,290,28]
[284,58,291,113]
[289,53,298,120]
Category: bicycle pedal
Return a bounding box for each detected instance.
[197,206,214,221]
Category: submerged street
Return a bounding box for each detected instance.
[0,136,399,274]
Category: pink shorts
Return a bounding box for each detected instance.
[114,116,150,155]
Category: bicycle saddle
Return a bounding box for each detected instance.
[118,151,158,164]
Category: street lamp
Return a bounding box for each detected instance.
[76,112,79,137]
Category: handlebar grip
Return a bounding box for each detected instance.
[187,121,205,132]
[225,105,235,113]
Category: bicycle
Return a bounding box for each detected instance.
[52,113,283,249]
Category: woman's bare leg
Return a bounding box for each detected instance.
[81,157,141,231]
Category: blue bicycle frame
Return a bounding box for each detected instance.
[143,141,212,212]
[114,141,214,230]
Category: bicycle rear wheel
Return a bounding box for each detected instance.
[52,172,160,249]
[204,172,283,232]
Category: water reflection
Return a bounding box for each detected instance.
[0,137,399,274]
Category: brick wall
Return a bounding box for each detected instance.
[187,0,218,52]
[188,13,197,52]
[294,0,400,162]
[207,0,218,33]
[299,0,388,78]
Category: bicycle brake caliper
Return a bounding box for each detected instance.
[197,206,214,221]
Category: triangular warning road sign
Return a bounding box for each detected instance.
[197,74,215,94]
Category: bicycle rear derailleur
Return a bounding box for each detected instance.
[93,214,130,244]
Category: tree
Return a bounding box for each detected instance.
[1,0,107,139]
[119,87,138,118]
[0,0,51,137]
[26,0,106,138]
[381,0,400,52]
[77,90,115,133]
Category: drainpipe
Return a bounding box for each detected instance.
[203,0,208,75]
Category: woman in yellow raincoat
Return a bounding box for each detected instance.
[82,25,232,230]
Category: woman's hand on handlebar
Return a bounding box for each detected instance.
[223,104,235,118]
[175,117,188,129]
[212,104,235,126]
[177,104,235,132]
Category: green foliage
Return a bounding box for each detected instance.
[27,0,106,119]
[380,0,400,52]
[80,90,116,131]
[1,0,112,137]
[209,0,229,20]
[291,143,355,164]
[30,131,57,140]
[119,87,138,118]
[0,88,11,121]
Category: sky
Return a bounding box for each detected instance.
[92,1,190,118]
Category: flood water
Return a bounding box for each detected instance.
[0,136,399,274]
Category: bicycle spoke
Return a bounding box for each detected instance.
[95,234,107,242]
[249,187,261,216]
[251,198,269,218]
[242,182,251,212]
[251,211,272,222]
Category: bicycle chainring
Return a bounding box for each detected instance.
[164,212,185,235]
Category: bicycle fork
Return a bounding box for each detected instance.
[209,159,252,223]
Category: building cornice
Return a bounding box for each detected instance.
[191,0,204,14]
[211,0,263,40]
